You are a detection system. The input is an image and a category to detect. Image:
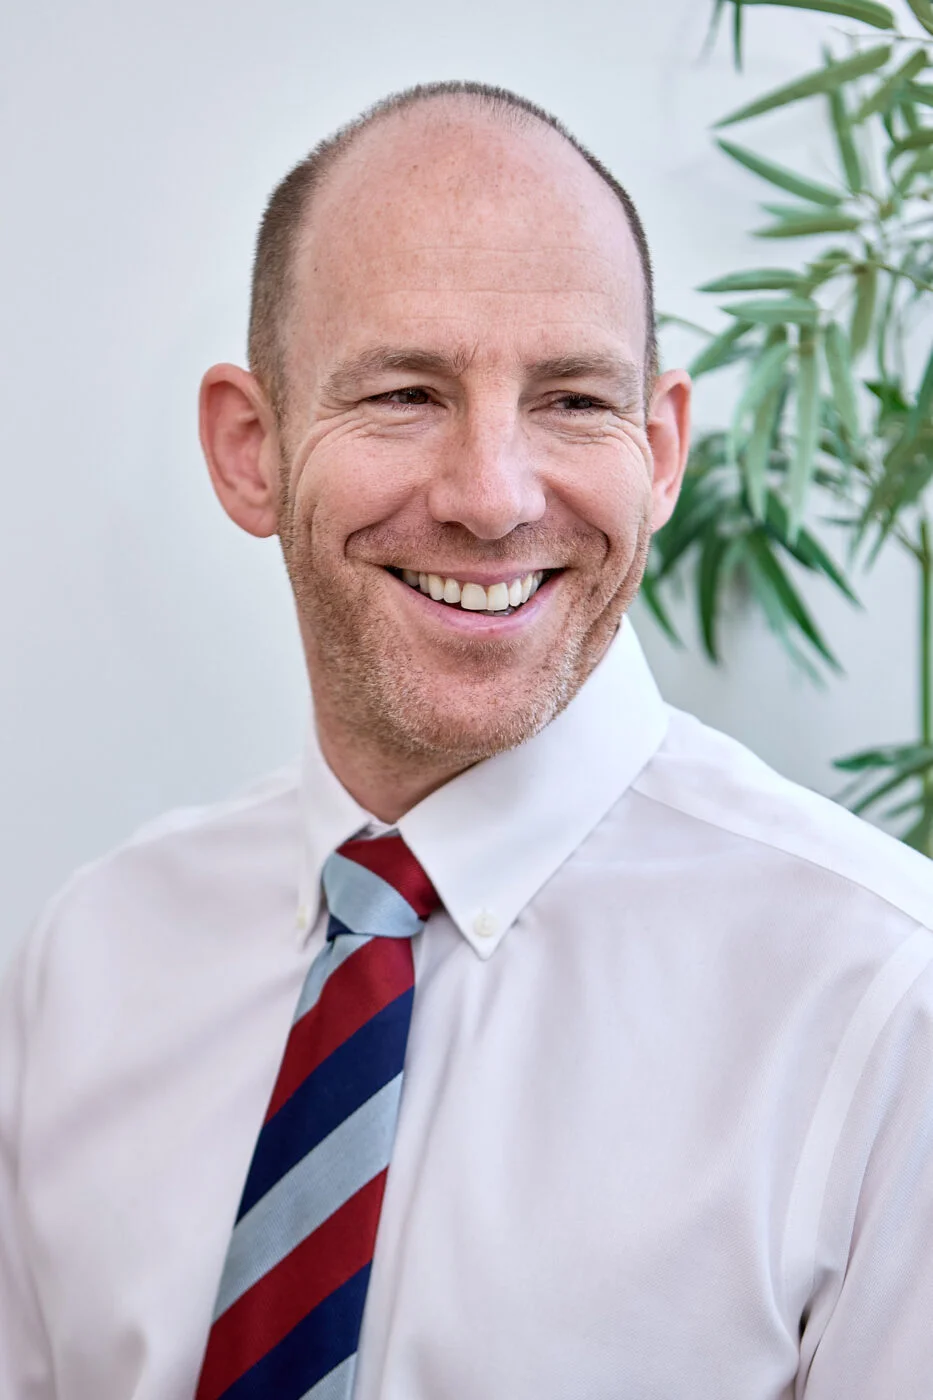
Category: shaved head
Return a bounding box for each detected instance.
[247,81,658,424]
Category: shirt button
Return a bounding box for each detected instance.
[295,903,310,929]
[472,910,498,939]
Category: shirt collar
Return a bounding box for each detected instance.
[296,618,668,959]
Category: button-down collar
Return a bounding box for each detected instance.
[297,618,668,958]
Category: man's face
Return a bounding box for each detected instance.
[275,107,677,767]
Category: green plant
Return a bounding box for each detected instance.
[647,0,933,854]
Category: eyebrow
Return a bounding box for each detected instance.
[320,345,644,407]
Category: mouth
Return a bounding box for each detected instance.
[385,567,558,616]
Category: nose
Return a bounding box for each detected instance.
[425,411,547,540]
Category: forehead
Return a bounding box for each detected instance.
[288,104,647,379]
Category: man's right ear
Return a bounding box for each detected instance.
[199,364,281,539]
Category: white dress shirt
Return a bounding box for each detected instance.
[2,620,933,1400]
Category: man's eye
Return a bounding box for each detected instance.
[553,394,606,412]
[370,387,432,406]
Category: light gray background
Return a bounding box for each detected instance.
[1,0,915,969]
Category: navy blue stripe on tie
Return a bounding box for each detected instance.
[237,989,414,1220]
[219,1264,371,1400]
[326,913,356,943]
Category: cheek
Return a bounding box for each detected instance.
[291,432,419,547]
[559,440,653,554]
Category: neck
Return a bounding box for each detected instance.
[313,708,471,824]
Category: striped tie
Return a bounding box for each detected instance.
[195,831,439,1400]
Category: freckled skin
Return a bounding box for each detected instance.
[203,101,691,819]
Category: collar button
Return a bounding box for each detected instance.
[472,909,498,940]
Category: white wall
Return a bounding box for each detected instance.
[1,0,917,969]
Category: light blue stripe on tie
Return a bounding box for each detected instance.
[323,853,423,940]
[214,1074,403,1319]
[293,933,371,1024]
[300,1353,357,1400]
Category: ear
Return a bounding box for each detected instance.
[645,368,692,532]
[199,363,281,538]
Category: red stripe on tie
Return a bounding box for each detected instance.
[264,937,414,1124]
[339,834,439,920]
[195,1169,388,1400]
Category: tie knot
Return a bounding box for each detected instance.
[322,832,440,941]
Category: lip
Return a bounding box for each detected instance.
[385,567,560,635]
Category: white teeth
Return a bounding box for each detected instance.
[398,568,547,612]
[460,582,488,611]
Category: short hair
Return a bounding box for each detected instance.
[248,81,658,422]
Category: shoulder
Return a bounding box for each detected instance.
[9,766,303,1017]
[631,706,932,936]
[61,763,301,906]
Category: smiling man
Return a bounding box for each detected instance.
[202,87,681,819]
[2,82,933,1400]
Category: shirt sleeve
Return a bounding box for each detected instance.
[0,934,55,1400]
[798,945,933,1398]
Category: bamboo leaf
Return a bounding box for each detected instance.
[747,532,841,666]
[733,0,745,69]
[897,149,933,187]
[697,535,732,660]
[638,571,683,645]
[898,95,922,135]
[905,0,933,37]
[745,383,786,518]
[827,80,864,193]
[901,806,933,855]
[723,295,820,325]
[864,377,909,415]
[888,126,933,156]
[849,264,877,359]
[653,478,734,578]
[754,210,862,237]
[715,44,891,128]
[716,138,844,204]
[766,495,860,600]
[804,247,856,288]
[704,0,729,58]
[848,753,933,813]
[789,326,820,539]
[699,268,807,292]
[738,0,894,27]
[907,340,933,438]
[823,320,861,442]
[851,48,929,124]
[730,341,791,509]
[857,427,933,549]
[688,321,757,377]
[907,81,933,107]
[833,742,933,771]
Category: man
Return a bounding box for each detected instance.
[1,80,932,1400]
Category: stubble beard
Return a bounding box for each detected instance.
[279,497,653,775]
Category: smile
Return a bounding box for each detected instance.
[386,568,553,616]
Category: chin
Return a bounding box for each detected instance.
[371,656,582,766]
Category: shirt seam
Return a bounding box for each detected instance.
[630,779,932,934]
[778,926,933,1364]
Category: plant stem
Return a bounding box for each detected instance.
[869,261,933,295]
[920,516,933,852]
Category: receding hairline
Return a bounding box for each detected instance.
[248,82,659,422]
